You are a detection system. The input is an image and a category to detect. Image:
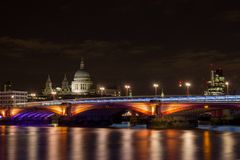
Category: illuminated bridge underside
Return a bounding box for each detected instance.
[71,102,153,116]
[161,103,240,115]
[12,110,55,121]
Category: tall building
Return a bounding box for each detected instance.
[43,75,53,96]
[71,59,93,95]
[204,68,226,95]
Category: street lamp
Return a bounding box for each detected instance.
[99,87,105,96]
[225,81,229,95]
[153,83,159,96]
[11,95,15,107]
[185,82,191,96]
[124,85,131,96]
[51,91,57,100]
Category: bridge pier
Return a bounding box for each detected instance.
[65,103,72,117]
[155,104,162,117]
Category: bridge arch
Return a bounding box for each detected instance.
[161,103,240,116]
[11,106,64,121]
[71,102,154,116]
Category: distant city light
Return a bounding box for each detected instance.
[178,80,184,87]
[30,93,36,97]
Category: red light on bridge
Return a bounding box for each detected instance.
[178,80,183,87]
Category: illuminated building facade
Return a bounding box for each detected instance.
[204,69,226,95]
[42,59,93,96]
[0,91,28,107]
[71,59,93,95]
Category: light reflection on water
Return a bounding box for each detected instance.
[0,126,240,160]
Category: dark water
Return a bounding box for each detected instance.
[0,126,240,160]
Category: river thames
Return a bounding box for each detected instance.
[0,126,240,160]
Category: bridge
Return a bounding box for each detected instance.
[0,95,240,123]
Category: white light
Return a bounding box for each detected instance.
[125,85,130,89]
[30,93,36,97]
[51,91,57,95]
[153,83,159,88]
[99,87,105,91]
[225,82,229,86]
[185,82,191,87]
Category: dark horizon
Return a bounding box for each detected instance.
[1,0,240,95]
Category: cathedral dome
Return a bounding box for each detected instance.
[71,59,93,95]
[74,70,90,78]
[73,59,91,79]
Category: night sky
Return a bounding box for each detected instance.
[1,0,240,95]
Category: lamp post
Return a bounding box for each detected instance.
[124,85,131,96]
[225,81,229,95]
[99,87,105,96]
[51,91,57,100]
[11,95,15,107]
[153,83,159,96]
[185,82,191,96]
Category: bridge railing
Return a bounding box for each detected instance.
[12,95,240,107]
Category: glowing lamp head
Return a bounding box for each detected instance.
[185,82,191,87]
[153,83,159,88]
[125,85,130,89]
[30,93,36,97]
[99,87,105,91]
[51,91,57,95]
[225,82,229,86]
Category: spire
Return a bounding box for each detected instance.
[47,74,52,83]
[63,73,67,81]
[43,74,53,96]
[80,58,84,69]
[161,88,165,98]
